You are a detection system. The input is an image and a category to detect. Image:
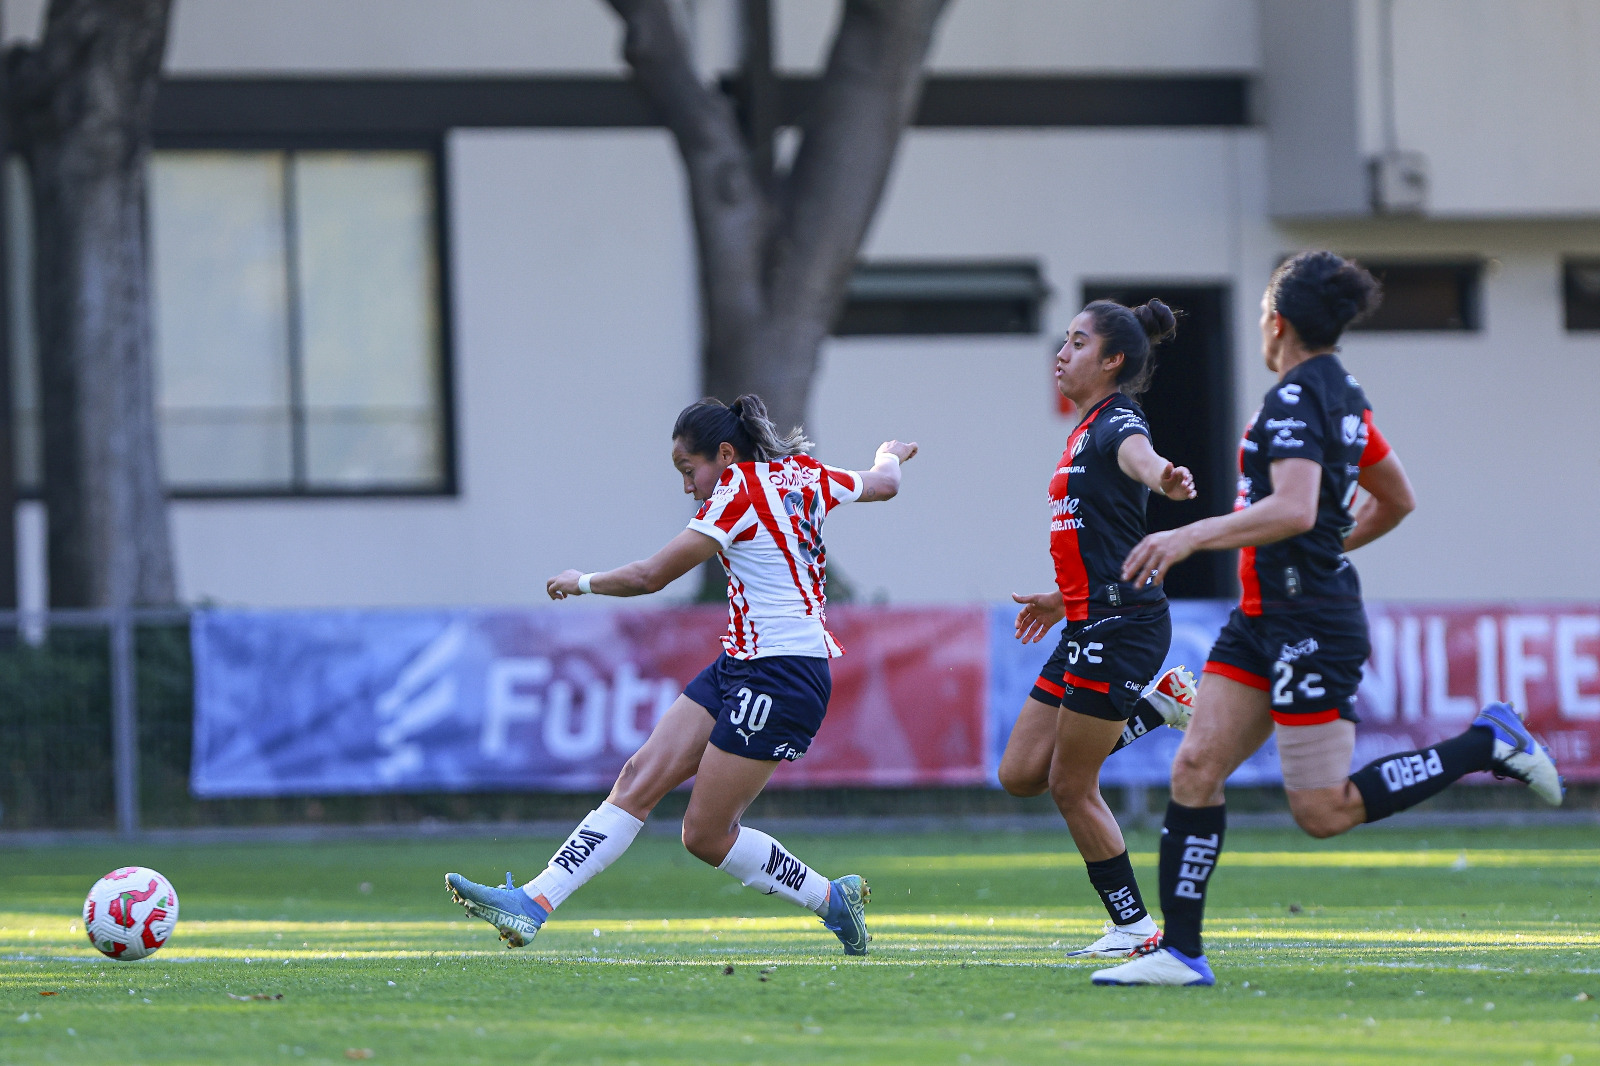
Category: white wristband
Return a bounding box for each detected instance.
[577,573,595,594]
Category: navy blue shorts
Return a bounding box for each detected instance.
[684,653,831,762]
[1203,605,1369,724]
[1029,607,1171,722]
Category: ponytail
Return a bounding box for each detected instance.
[672,394,813,462]
[1081,298,1178,398]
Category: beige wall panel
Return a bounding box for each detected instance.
[775,0,1259,74]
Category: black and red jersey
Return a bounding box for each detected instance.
[1235,353,1391,615]
[1049,393,1166,621]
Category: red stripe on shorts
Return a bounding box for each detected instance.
[1203,660,1270,691]
[1033,676,1066,698]
[1063,671,1111,693]
[1271,708,1343,726]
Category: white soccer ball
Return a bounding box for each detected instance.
[83,867,179,961]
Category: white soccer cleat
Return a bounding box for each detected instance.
[1064,921,1163,959]
[1142,666,1197,731]
[1091,945,1215,987]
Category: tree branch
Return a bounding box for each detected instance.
[772,0,947,332]
[604,0,771,365]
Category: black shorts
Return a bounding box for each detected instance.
[1029,607,1171,722]
[684,652,830,762]
[1203,605,1369,725]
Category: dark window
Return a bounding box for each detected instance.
[833,262,1047,336]
[1563,260,1600,331]
[1081,284,1235,599]
[1348,261,1481,332]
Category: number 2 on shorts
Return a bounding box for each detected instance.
[731,687,773,732]
[1272,661,1326,706]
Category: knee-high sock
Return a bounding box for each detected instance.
[717,826,831,915]
[1158,801,1225,958]
[1349,725,1494,823]
[524,802,644,912]
[1110,699,1168,754]
[1085,850,1153,929]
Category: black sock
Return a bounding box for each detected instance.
[1109,698,1167,754]
[1084,850,1150,927]
[1349,725,1494,823]
[1158,801,1225,959]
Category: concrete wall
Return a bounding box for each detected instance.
[1388,0,1600,216]
[3,0,628,72]
[1263,0,1600,219]
[5,0,1263,76]
[173,130,699,607]
[775,0,1260,73]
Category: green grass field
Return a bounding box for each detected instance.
[2,826,1597,1065]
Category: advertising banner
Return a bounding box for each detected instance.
[190,606,987,798]
[1354,603,1598,781]
[987,601,1600,786]
[192,601,1600,798]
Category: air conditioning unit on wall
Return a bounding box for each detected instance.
[1369,150,1429,214]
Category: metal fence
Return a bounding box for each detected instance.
[0,608,190,837]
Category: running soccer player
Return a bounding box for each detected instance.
[998,298,1201,960]
[1092,251,1564,987]
[445,394,916,956]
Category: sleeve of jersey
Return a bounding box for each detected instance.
[1359,410,1391,468]
[1262,383,1324,463]
[686,471,757,549]
[820,464,865,510]
[1098,408,1151,456]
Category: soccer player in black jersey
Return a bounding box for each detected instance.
[999,298,1201,959]
[1093,251,1565,987]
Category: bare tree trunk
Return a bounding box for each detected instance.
[605,0,949,436]
[7,0,176,608]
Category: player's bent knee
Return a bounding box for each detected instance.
[1286,795,1356,839]
[1291,808,1349,839]
[1170,746,1227,797]
[680,817,735,866]
[998,765,1049,797]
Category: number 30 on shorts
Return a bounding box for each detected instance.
[1271,661,1325,706]
[730,687,773,731]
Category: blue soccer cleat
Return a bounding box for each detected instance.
[1473,702,1565,806]
[1091,944,1215,986]
[821,875,871,956]
[445,871,549,948]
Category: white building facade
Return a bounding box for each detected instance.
[3,0,1597,609]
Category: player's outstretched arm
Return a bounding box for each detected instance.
[1115,434,1196,500]
[855,440,918,503]
[1344,451,1415,552]
[547,530,722,600]
[1120,457,1320,588]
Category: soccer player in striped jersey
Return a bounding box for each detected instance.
[1094,251,1564,988]
[446,394,915,955]
[998,298,1201,960]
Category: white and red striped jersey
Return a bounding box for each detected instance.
[687,454,864,660]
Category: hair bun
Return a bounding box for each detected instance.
[1133,299,1178,344]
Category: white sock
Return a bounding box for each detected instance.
[716,826,831,915]
[523,802,644,911]
[1119,914,1159,935]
